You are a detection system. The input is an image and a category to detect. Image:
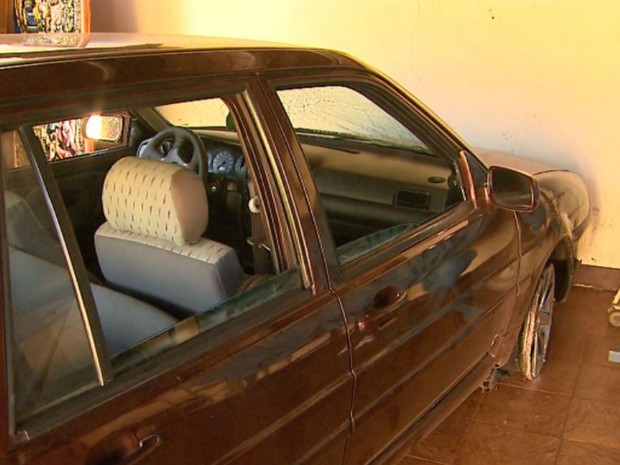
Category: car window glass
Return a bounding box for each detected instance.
[278,86,429,152]
[5,94,304,430]
[157,98,233,129]
[1,131,100,423]
[276,84,463,265]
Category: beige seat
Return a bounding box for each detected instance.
[95,157,244,317]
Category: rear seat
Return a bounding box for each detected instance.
[6,190,178,415]
[10,247,178,358]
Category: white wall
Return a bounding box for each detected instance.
[92,0,620,268]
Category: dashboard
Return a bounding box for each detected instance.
[137,132,247,181]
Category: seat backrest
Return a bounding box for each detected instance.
[95,157,244,317]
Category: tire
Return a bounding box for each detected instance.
[518,264,555,380]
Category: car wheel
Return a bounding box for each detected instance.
[519,264,555,380]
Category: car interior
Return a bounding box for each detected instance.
[1,103,282,418]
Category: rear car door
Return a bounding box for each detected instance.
[263,72,522,464]
[0,78,352,465]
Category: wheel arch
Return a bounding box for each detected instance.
[548,236,576,304]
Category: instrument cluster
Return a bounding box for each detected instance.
[207,146,247,179]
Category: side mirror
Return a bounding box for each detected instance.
[488,166,539,212]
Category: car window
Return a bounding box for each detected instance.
[276,84,464,265]
[1,94,304,431]
[1,131,100,422]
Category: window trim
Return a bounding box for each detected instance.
[19,126,113,385]
[0,129,15,447]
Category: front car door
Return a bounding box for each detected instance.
[0,73,352,465]
[262,71,523,465]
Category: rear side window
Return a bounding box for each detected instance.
[1,92,305,434]
[1,131,100,421]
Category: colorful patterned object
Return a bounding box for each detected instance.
[33,119,87,161]
[14,0,89,33]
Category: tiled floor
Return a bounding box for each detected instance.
[400,286,620,465]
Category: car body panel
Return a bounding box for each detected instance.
[0,34,590,465]
[336,204,520,464]
[473,147,559,175]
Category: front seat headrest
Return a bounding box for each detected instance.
[102,157,208,246]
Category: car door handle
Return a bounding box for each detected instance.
[86,433,160,465]
[357,286,407,331]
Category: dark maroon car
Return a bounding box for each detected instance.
[0,33,588,465]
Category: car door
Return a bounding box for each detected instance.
[0,80,352,465]
[262,72,522,465]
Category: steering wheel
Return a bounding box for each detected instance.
[139,127,208,180]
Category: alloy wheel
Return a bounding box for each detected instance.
[519,264,555,380]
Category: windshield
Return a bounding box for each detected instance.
[278,86,430,153]
[156,98,233,130]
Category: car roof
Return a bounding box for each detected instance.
[0,33,366,123]
[0,32,352,66]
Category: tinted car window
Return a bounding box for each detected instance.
[2,131,100,422]
[276,84,463,264]
[2,94,303,430]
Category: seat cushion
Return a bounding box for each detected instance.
[95,222,244,317]
[10,246,178,357]
[9,246,178,415]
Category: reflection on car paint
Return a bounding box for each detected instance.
[112,269,302,374]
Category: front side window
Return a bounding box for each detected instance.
[276,84,463,265]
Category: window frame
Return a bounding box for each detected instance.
[0,76,317,443]
[259,68,481,283]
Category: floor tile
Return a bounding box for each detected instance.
[582,330,620,368]
[556,439,620,465]
[408,415,469,464]
[564,397,620,448]
[577,289,615,335]
[498,357,581,396]
[574,362,620,403]
[453,421,560,465]
[400,457,448,465]
[407,391,481,464]
[450,390,483,419]
[474,385,571,437]
[545,316,589,363]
